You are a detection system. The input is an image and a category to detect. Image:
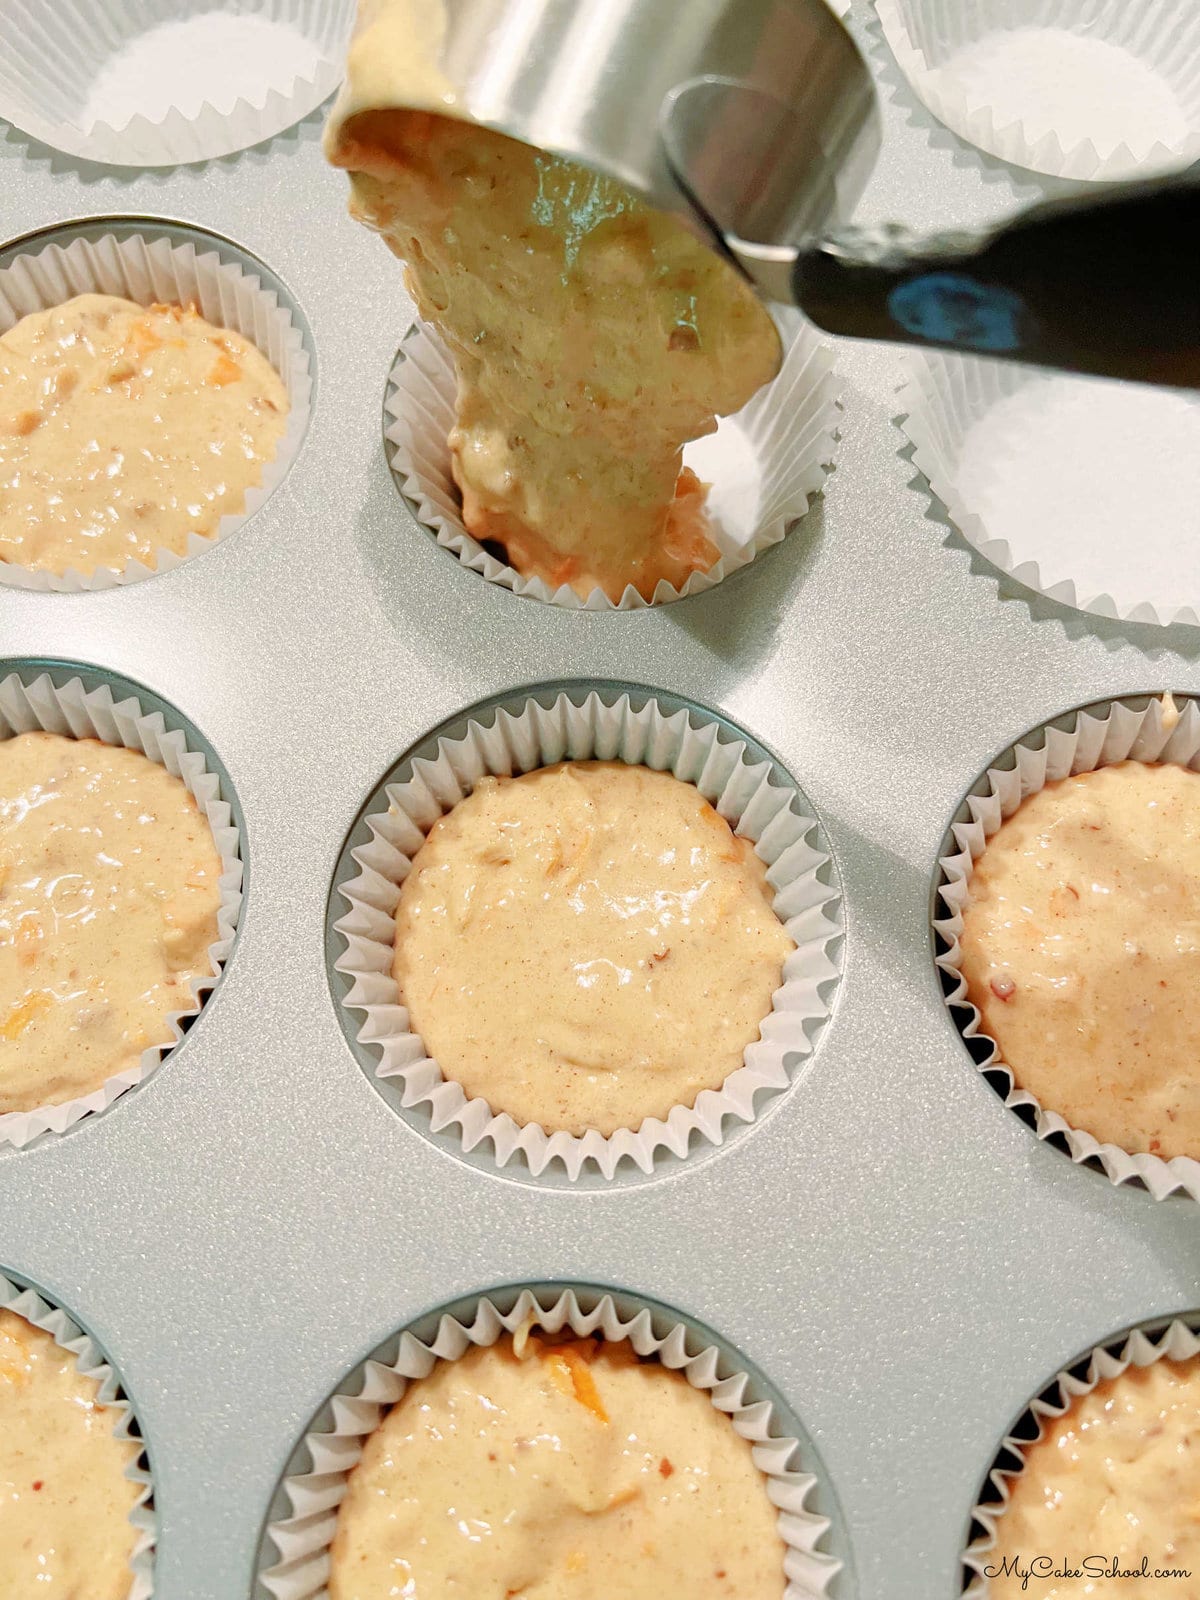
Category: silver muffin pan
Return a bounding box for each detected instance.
[1,3,1199,1597]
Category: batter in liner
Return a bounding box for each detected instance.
[0,1307,139,1600]
[329,1330,786,1599]
[987,1356,1200,1598]
[392,761,794,1136]
[0,293,288,575]
[959,761,1200,1160]
[0,732,221,1114]
[325,0,781,601]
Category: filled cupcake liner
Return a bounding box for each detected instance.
[900,352,1200,628]
[934,691,1200,1201]
[258,1284,840,1600]
[0,226,311,592]
[0,668,244,1150]
[0,1267,155,1598]
[875,0,1200,181]
[333,687,842,1181]
[0,0,356,167]
[383,310,839,610]
[963,1314,1200,1594]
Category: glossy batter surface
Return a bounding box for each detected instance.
[0,732,221,1114]
[960,761,1200,1159]
[988,1358,1200,1598]
[329,1333,785,1600]
[392,761,794,1135]
[0,1308,138,1600]
[0,293,288,575]
[326,5,781,601]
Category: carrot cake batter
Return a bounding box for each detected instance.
[0,731,221,1114]
[392,761,795,1135]
[0,293,288,575]
[960,761,1200,1160]
[325,1,781,601]
[988,1356,1200,1598]
[0,1307,138,1600]
[329,1331,785,1599]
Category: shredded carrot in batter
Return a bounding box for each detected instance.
[1,991,52,1039]
[540,1342,610,1423]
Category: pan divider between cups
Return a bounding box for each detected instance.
[255,1283,845,1600]
[329,684,843,1185]
[934,691,1200,1201]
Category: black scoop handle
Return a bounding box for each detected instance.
[794,175,1200,387]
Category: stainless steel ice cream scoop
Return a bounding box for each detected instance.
[334,0,1200,388]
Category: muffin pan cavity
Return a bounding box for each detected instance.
[327,681,843,1187]
[0,659,245,1152]
[0,1265,157,1598]
[256,1281,851,1600]
[0,0,356,166]
[963,1313,1200,1595]
[0,216,314,591]
[384,314,840,610]
[901,352,1200,627]
[876,0,1200,180]
[933,691,1200,1200]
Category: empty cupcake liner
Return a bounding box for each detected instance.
[963,1313,1200,1594]
[257,1283,841,1600]
[934,691,1200,1202]
[875,0,1200,181]
[0,224,312,592]
[332,685,842,1182]
[0,1266,155,1598]
[900,352,1200,627]
[384,309,839,610]
[0,666,244,1150]
[863,6,1060,201]
[0,0,356,167]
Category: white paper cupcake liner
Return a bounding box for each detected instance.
[963,1313,1200,1594]
[258,1284,840,1600]
[0,225,312,592]
[0,666,244,1150]
[863,8,1061,201]
[875,0,1200,181]
[333,686,842,1181]
[900,352,1200,628]
[384,310,839,609]
[934,691,1200,1201]
[0,1267,155,1598]
[0,0,355,167]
